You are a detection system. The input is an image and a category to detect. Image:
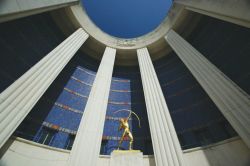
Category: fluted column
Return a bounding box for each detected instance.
[165,29,250,147]
[68,47,116,166]
[137,48,184,166]
[0,28,89,148]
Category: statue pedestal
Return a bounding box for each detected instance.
[110,150,143,166]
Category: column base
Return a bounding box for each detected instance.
[110,150,143,166]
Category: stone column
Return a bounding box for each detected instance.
[0,0,78,23]
[165,29,250,147]
[67,47,116,166]
[137,48,184,166]
[0,28,89,148]
[174,0,250,28]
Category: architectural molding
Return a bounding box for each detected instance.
[51,3,201,65]
[0,0,78,23]
[175,0,250,28]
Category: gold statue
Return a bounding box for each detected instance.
[114,109,141,150]
[118,117,133,150]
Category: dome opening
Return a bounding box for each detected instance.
[81,0,173,38]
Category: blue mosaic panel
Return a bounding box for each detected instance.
[44,106,82,131]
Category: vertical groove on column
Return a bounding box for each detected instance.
[141,52,167,166]
[0,28,89,148]
[165,29,250,147]
[140,54,163,166]
[68,47,116,166]
[137,48,184,166]
[143,50,175,166]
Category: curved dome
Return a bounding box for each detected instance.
[51,3,200,65]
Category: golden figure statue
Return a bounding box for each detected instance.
[114,109,141,150]
[118,118,134,150]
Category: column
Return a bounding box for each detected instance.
[137,48,184,166]
[67,47,116,166]
[175,0,250,28]
[0,0,78,23]
[0,28,89,148]
[165,29,250,147]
